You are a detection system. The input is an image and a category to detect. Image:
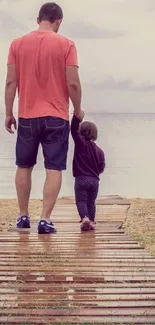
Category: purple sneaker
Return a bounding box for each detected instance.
[38,220,57,234]
[17,216,30,229]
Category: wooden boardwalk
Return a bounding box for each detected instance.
[1,196,155,324]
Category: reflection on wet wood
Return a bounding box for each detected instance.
[0,197,155,323]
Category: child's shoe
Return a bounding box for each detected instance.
[81,217,90,231]
[89,221,95,231]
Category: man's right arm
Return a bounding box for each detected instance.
[71,115,81,141]
[5,40,17,133]
[65,42,82,120]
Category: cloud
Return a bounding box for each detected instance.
[86,76,155,92]
[145,0,155,10]
[0,10,22,28]
[64,21,124,39]
[0,10,26,38]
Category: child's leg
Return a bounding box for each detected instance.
[74,177,89,220]
[87,178,99,222]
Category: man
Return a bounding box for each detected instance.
[5,2,84,234]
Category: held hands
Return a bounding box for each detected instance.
[5,115,17,134]
[74,109,85,122]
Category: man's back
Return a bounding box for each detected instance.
[8,31,77,119]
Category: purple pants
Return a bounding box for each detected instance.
[75,176,99,221]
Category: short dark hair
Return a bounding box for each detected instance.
[38,2,63,23]
[80,121,98,141]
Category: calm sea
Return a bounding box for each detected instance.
[0,112,155,199]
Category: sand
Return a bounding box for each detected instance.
[0,199,42,232]
[125,198,155,256]
[0,198,155,256]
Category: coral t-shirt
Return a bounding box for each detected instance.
[7,30,78,120]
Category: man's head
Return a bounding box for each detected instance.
[80,121,98,141]
[37,2,63,32]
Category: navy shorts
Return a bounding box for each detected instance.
[16,117,70,170]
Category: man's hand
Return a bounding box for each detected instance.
[5,115,17,134]
[74,109,85,122]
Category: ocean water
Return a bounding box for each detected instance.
[0,112,155,199]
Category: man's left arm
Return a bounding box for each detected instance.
[5,41,17,133]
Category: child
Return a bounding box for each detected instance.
[71,114,105,231]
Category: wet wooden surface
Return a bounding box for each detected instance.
[1,197,155,324]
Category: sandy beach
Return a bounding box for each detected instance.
[124,198,155,256]
[0,198,155,256]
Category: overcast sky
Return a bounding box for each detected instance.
[1,0,155,113]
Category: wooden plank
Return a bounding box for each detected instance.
[0,232,132,236]
[8,227,125,233]
[1,263,155,270]
[0,237,135,242]
[0,234,134,239]
[2,299,155,308]
[1,307,155,315]
[0,255,153,261]
[0,315,155,324]
[52,195,130,205]
[0,252,148,256]
[5,301,155,309]
[0,266,155,272]
[0,257,152,262]
[0,241,138,247]
[0,256,151,261]
[0,266,154,272]
[2,281,155,289]
[1,286,155,294]
[1,293,155,301]
[1,275,155,283]
[0,244,142,251]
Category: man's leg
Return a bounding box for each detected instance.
[16,118,39,228]
[39,117,69,234]
[41,169,62,220]
[15,167,33,216]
